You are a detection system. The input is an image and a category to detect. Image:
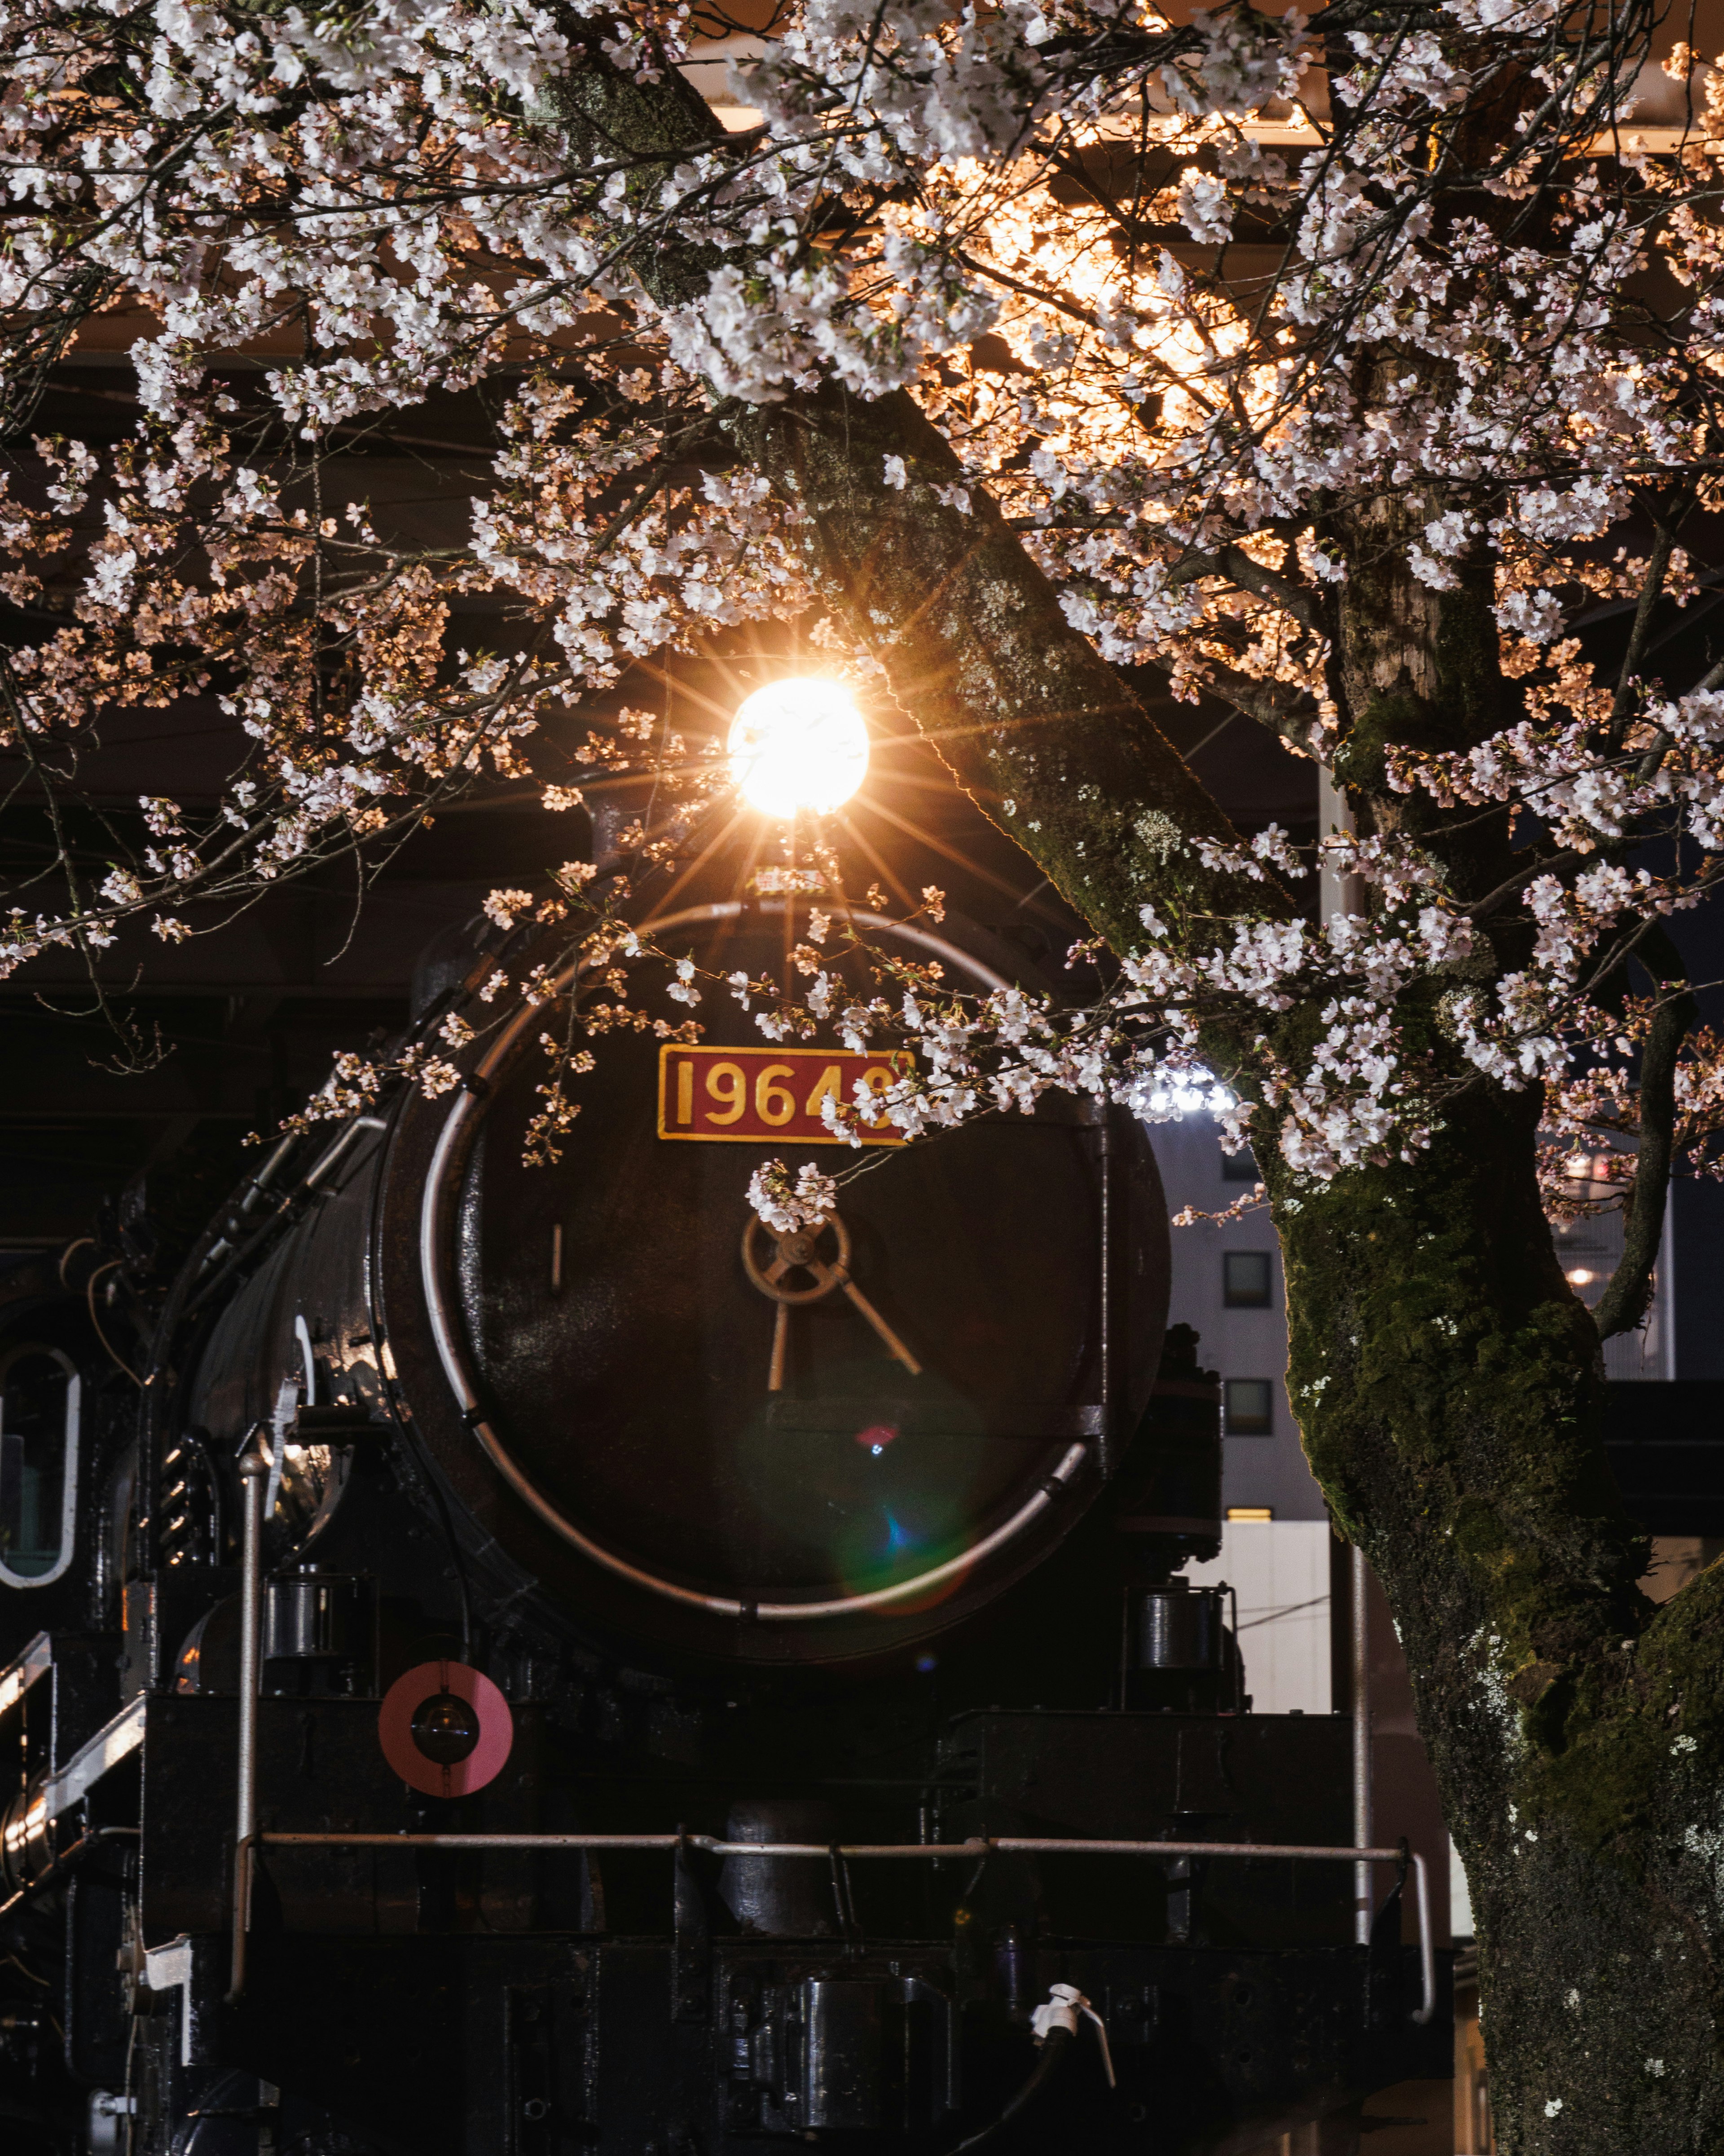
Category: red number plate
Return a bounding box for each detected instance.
[657,1045,915,1146]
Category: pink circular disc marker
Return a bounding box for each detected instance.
[378,1659,514,1798]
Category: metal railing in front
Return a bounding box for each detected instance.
[251,1827,1437,2025]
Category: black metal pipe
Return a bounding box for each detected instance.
[953,2026,1074,2153]
[0,1827,140,1919]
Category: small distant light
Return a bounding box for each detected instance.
[1566,1268,1594,1286]
[915,1654,937,1674]
[1226,1507,1274,1522]
[855,1423,898,1451]
[728,676,869,817]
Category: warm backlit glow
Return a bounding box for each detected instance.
[1566,1268,1595,1286]
[728,677,869,817]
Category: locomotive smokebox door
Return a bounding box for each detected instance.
[384,900,1171,1663]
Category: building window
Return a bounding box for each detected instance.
[1221,1145,1261,1183]
[0,1344,79,1587]
[1223,1251,1273,1308]
[1225,1379,1274,1436]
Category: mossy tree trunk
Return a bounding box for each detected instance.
[560,49,1724,2153]
[1278,1079,1724,2153]
[766,409,1724,2151]
[1268,512,1724,2155]
[741,388,1724,2150]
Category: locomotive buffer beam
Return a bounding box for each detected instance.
[250,1828,1437,2027]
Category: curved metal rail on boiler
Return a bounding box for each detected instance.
[415,901,1092,1623]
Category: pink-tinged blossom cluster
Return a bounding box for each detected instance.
[6,0,1724,1210]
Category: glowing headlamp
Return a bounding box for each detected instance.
[727,677,869,818]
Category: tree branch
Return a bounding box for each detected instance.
[731,384,1267,949]
[1608,514,1680,746]
[546,48,1278,954]
[1167,542,1324,635]
[1592,922,1695,1342]
[1155,652,1324,750]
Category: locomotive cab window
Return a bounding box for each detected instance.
[0,1343,79,1586]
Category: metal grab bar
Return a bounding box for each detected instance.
[226,1454,268,2005]
[254,1830,1437,2024]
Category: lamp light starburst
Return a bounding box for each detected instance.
[727,678,870,818]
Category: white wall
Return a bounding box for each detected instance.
[1450,1836,1475,1937]
[1186,1518,1333,1715]
[1146,1117,1329,1521]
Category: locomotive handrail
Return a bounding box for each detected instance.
[252,1829,1437,2026]
[0,1692,146,1913]
[227,1452,268,2004]
[35,1692,145,1821]
[184,1115,390,1321]
[0,1631,51,1721]
[415,899,1097,1623]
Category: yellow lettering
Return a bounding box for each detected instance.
[705,1061,746,1125]
[676,1058,694,1125]
[756,1063,796,1126]
[803,1065,843,1120]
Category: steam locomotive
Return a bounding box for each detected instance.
[0,894,1448,2156]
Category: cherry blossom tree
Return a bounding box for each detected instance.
[9,0,1724,2142]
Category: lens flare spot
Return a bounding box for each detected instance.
[728,677,869,817]
[855,1423,898,1453]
